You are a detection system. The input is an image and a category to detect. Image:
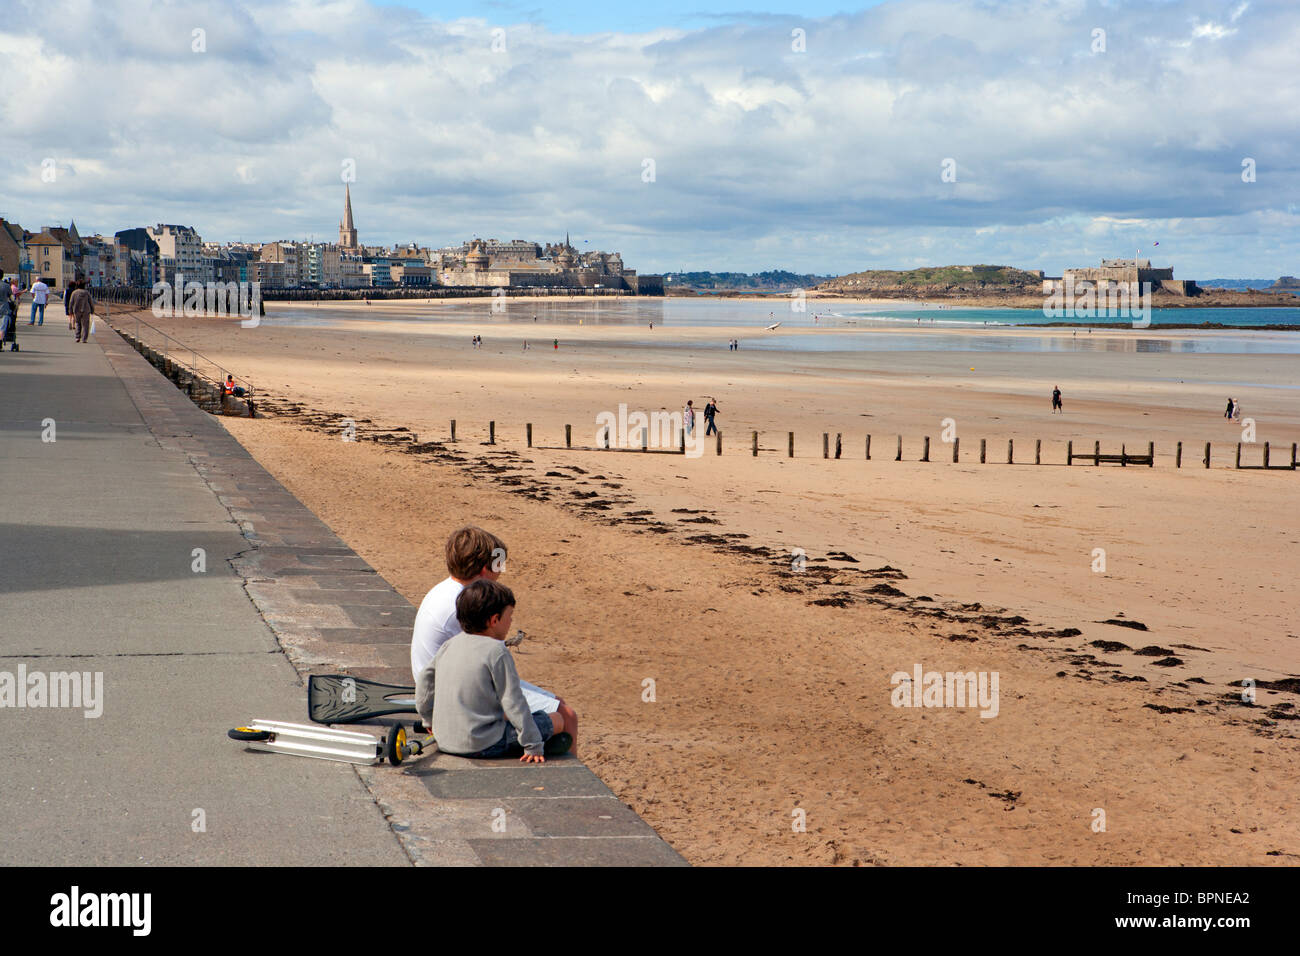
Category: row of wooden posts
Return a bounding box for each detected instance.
[412,420,1298,470]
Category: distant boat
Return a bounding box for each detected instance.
[765,321,781,330]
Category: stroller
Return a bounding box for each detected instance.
[1,293,17,352]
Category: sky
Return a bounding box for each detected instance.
[0,0,1296,277]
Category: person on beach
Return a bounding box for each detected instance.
[410,526,574,748]
[1052,386,1063,414]
[415,579,575,762]
[69,282,94,343]
[704,398,719,436]
[553,338,558,349]
[684,399,696,437]
[1224,398,1235,419]
[29,277,48,326]
[1232,400,1241,422]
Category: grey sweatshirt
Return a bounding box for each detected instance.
[415,631,543,756]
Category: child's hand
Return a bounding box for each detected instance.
[520,753,545,764]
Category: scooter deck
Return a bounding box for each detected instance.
[237,719,385,765]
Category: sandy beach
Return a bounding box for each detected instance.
[117,300,1300,865]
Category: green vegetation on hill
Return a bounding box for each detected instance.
[666,270,834,291]
[821,265,1041,289]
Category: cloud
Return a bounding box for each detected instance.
[0,0,1295,276]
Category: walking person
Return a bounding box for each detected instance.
[29,277,48,325]
[684,399,696,438]
[70,282,95,343]
[704,397,719,436]
[1052,386,1063,414]
[65,279,78,330]
[1224,397,1235,419]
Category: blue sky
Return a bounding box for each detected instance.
[0,0,1296,277]
[386,0,886,33]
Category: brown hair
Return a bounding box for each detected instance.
[445,526,507,580]
[456,579,516,634]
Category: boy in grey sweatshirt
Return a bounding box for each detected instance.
[415,580,575,762]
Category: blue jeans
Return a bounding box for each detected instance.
[30,302,44,325]
[466,711,554,758]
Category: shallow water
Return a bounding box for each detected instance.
[265,298,1300,354]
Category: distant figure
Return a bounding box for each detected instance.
[1052,386,1063,414]
[704,398,719,436]
[1,282,17,351]
[649,322,653,330]
[65,280,78,330]
[522,340,528,351]
[684,399,695,437]
[533,314,537,321]
[553,338,558,349]
[70,283,95,343]
[1233,400,1242,422]
[1224,397,1234,419]
[29,277,48,325]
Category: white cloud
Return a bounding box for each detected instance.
[0,0,1295,276]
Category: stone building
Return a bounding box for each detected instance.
[1046,258,1199,296]
[437,234,651,292]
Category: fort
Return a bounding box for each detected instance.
[1046,258,1200,296]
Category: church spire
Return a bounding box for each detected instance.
[339,184,358,250]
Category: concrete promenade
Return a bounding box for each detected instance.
[0,316,684,867]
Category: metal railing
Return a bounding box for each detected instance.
[100,305,254,400]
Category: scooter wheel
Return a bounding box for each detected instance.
[228,727,273,741]
[385,724,408,765]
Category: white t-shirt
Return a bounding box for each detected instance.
[32,281,49,304]
[410,576,558,714]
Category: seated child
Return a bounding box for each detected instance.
[415,579,577,762]
[411,525,563,722]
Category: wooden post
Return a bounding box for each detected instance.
[1035,439,1041,465]
[753,431,759,457]
[980,439,986,464]
[823,433,829,459]
[896,435,902,462]
[1176,441,1182,468]
[603,426,610,449]
[1067,440,1073,465]
[680,429,686,454]
[788,432,794,458]
[450,419,456,442]
[412,433,419,445]
[1094,440,1100,463]
[1147,441,1154,467]
[527,423,533,447]
[1121,443,1126,467]
[835,434,842,459]
[953,437,959,463]
[922,436,930,462]
[1007,439,1013,464]
[1264,441,1270,467]
[865,435,871,460]
[565,424,572,448]
[1292,443,1297,469]
[716,429,722,456]
[1204,442,1210,468]
[489,420,495,445]
[1235,442,1241,468]
[641,426,649,451]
